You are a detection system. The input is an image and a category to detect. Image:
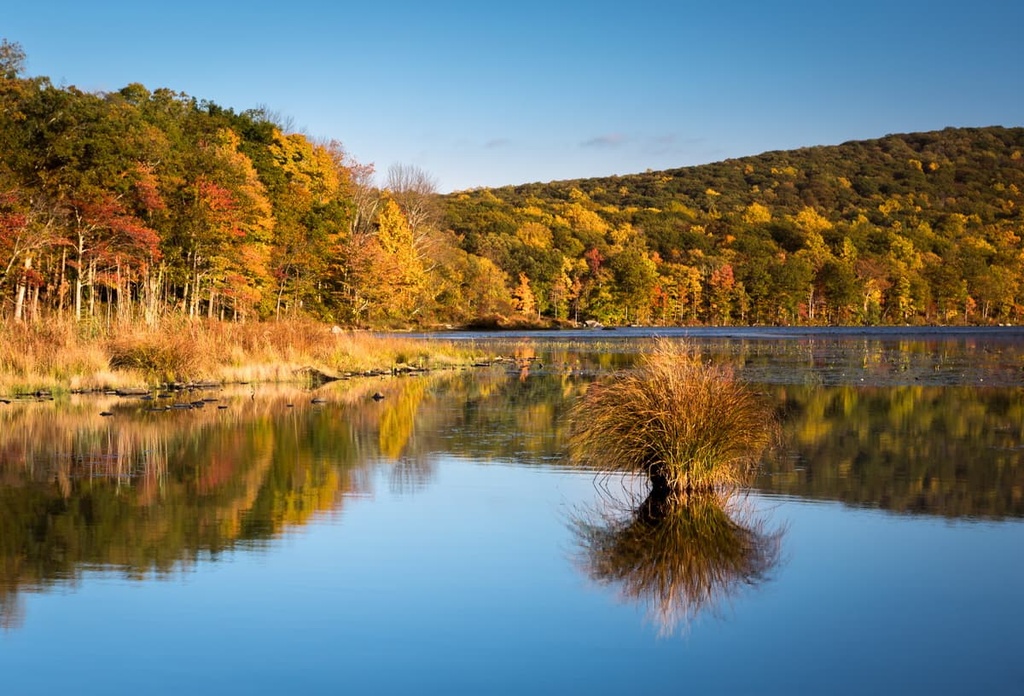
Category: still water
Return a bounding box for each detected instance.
[1,329,1023,695]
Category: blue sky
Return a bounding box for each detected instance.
[5,1,1023,192]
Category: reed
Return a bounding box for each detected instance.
[0,318,113,392]
[0,317,483,392]
[569,339,776,495]
[108,324,204,383]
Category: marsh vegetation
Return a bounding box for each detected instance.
[568,340,777,496]
[0,317,483,393]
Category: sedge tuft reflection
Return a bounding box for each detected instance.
[571,488,784,636]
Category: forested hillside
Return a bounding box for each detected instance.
[3,38,1023,328]
[445,127,1024,325]
[0,40,506,328]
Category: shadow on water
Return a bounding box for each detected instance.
[570,489,784,636]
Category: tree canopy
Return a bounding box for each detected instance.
[2,39,1023,327]
[444,127,1024,325]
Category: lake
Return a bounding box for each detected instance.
[1,328,1022,695]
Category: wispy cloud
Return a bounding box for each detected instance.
[484,137,512,149]
[581,133,628,148]
[641,134,712,157]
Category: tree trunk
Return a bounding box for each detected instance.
[88,259,96,319]
[30,284,39,323]
[74,267,83,321]
[115,259,124,324]
[13,254,31,321]
[74,232,86,321]
[144,265,161,326]
[190,271,201,318]
[57,248,67,318]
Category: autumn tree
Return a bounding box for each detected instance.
[386,163,441,245]
[423,230,514,322]
[265,131,350,318]
[341,195,427,325]
[512,272,537,318]
[609,240,658,324]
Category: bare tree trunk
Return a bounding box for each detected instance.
[88,259,96,319]
[74,231,87,321]
[190,272,201,318]
[57,248,67,318]
[74,267,83,321]
[144,265,161,326]
[276,271,288,321]
[13,254,30,321]
[115,259,124,324]
[30,284,39,322]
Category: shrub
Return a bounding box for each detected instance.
[569,339,776,495]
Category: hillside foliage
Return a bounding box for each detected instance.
[445,127,1024,325]
[0,40,514,328]
[3,39,1023,327]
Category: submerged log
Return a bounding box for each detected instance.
[115,388,151,397]
[294,366,341,385]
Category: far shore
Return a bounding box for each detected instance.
[4,317,1022,396]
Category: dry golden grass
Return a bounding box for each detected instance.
[0,319,114,392]
[569,339,777,495]
[0,318,482,393]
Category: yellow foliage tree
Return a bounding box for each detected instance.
[793,207,832,234]
[742,202,772,225]
[559,202,610,235]
[343,195,426,323]
[268,129,341,204]
[513,272,537,317]
[516,221,553,250]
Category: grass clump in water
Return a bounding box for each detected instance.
[569,339,776,496]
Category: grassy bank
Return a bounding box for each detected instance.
[0,318,483,394]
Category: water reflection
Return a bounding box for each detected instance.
[0,381,387,629]
[427,327,1024,387]
[760,385,1024,518]
[0,368,591,629]
[1,333,1022,631]
[432,336,1024,519]
[571,490,783,635]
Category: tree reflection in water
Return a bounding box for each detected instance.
[572,489,783,636]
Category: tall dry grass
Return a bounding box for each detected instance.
[568,339,777,495]
[0,319,116,392]
[0,317,482,393]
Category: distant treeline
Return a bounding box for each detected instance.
[3,39,1023,327]
[445,126,1024,326]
